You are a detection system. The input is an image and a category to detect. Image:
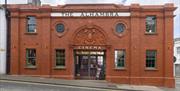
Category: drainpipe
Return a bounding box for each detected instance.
[5,0,10,74]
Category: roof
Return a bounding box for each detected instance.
[7,3,176,12]
[56,4,127,9]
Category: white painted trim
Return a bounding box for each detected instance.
[51,12,131,17]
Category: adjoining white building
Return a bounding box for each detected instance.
[0,5,7,74]
[174,38,180,77]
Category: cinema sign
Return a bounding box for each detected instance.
[74,46,106,50]
[51,12,130,17]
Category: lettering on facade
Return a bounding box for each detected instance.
[51,12,130,17]
[75,46,105,50]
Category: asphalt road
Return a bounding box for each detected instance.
[0,80,119,91]
[1,79,180,91]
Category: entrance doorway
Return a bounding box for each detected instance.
[74,51,105,80]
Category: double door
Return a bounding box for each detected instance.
[75,51,105,80]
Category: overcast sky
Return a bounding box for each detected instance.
[0,0,179,38]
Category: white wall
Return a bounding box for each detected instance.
[174,39,180,76]
[0,7,7,74]
[174,40,180,64]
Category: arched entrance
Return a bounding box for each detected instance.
[72,25,108,80]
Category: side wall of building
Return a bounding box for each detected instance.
[174,40,180,77]
[0,7,7,74]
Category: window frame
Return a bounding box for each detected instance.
[25,48,36,68]
[26,16,37,33]
[145,16,157,34]
[112,21,128,38]
[116,23,125,33]
[53,21,68,38]
[56,23,65,33]
[145,50,157,69]
[55,49,66,68]
[177,47,180,54]
[114,49,126,69]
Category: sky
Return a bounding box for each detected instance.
[0,0,179,38]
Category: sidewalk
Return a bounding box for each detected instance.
[0,75,175,91]
[0,75,126,90]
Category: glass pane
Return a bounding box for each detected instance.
[56,59,65,66]
[27,58,36,66]
[97,56,103,66]
[97,52,104,55]
[90,51,97,55]
[56,24,64,33]
[76,51,104,55]
[177,47,180,54]
[115,50,125,68]
[146,16,156,33]
[56,49,65,66]
[26,49,36,67]
[146,50,156,68]
[27,16,36,32]
[116,23,125,33]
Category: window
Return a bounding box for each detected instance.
[115,50,125,68]
[146,50,156,68]
[146,16,156,33]
[56,49,65,67]
[56,23,65,33]
[116,23,125,33]
[27,16,36,33]
[177,47,180,54]
[26,49,36,67]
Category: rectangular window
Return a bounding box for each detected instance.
[26,49,36,67]
[27,16,36,33]
[146,16,156,33]
[146,50,157,68]
[177,47,180,54]
[115,50,125,68]
[56,49,65,67]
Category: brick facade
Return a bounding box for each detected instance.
[8,4,176,87]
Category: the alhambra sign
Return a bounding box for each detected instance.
[51,12,130,17]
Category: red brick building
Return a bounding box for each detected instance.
[8,3,176,87]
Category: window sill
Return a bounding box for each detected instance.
[54,66,66,70]
[114,67,126,70]
[145,68,158,71]
[24,32,38,35]
[145,32,158,35]
[25,66,37,69]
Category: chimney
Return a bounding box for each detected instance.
[28,0,41,6]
